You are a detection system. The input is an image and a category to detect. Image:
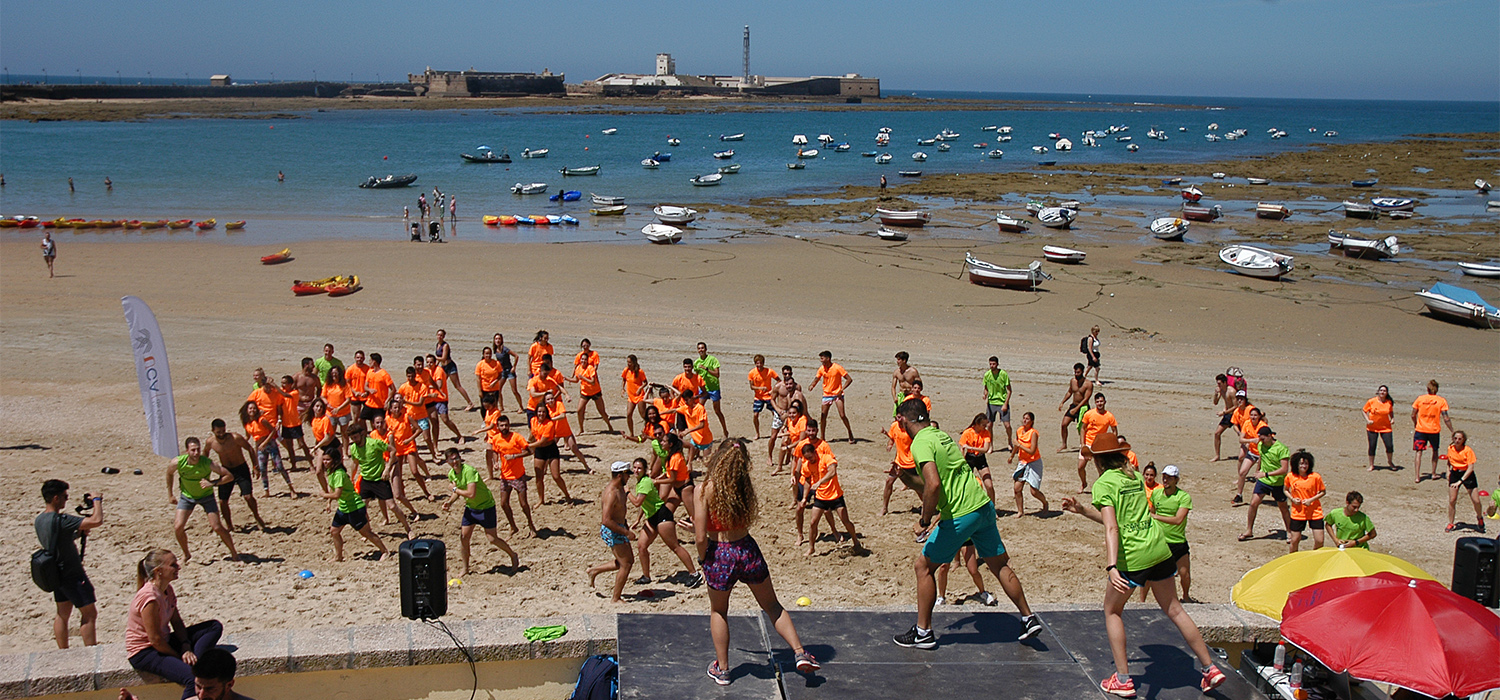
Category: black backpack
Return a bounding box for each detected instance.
[569,654,617,700]
[31,513,64,593]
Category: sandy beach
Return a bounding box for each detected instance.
[1,221,1496,654]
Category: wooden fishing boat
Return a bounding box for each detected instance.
[224,221,246,230]
[195,219,217,230]
[996,213,1030,233]
[260,248,291,265]
[1327,231,1400,260]
[1220,245,1293,279]
[1415,283,1499,328]
[1255,203,1292,220]
[590,205,627,216]
[1042,245,1087,264]
[1150,217,1189,241]
[325,275,360,297]
[876,227,909,241]
[1343,201,1379,219]
[560,165,600,176]
[876,208,930,227]
[1458,262,1500,279]
[1180,204,1222,222]
[641,223,682,244]
[653,206,698,224]
[1036,207,1077,229]
[965,253,1052,290]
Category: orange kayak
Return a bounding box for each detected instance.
[261,248,292,265]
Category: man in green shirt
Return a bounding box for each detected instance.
[892,399,1041,650]
[1150,465,1195,602]
[316,451,389,561]
[1241,426,1292,541]
[1325,491,1378,549]
[694,342,729,438]
[167,437,240,563]
[441,448,519,576]
[982,356,1014,451]
[313,343,344,384]
[347,419,412,539]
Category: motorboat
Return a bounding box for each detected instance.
[1181,204,1223,222]
[833,143,851,152]
[1458,262,1500,278]
[1220,245,1293,279]
[1415,283,1500,328]
[1126,144,1139,152]
[876,208,930,227]
[937,143,951,152]
[996,213,1030,233]
[653,205,698,224]
[1255,203,1292,220]
[1477,179,1493,193]
[652,152,672,162]
[461,147,510,163]
[998,126,1013,134]
[818,134,835,144]
[1208,123,1219,131]
[667,138,681,146]
[1058,201,1082,211]
[1181,187,1203,202]
[1324,131,1338,137]
[1054,138,1073,151]
[911,152,927,161]
[1025,200,1045,216]
[591,194,625,206]
[982,125,998,131]
[792,134,809,145]
[1036,207,1077,229]
[1370,197,1417,212]
[1205,134,1221,142]
[548,190,583,202]
[1150,217,1189,241]
[1246,177,1270,185]
[590,205,627,216]
[641,223,682,244]
[561,165,601,176]
[939,129,961,140]
[1343,201,1378,219]
[997,135,1012,142]
[987,149,1005,159]
[690,173,723,186]
[875,133,890,146]
[965,253,1052,290]
[1032,146,1048,154]
[898,171,922,177]
[718,164,741,174]
[861,151,878,157]
[511,182,548,195]
[797,149,819,158]
[973,143,988,149]
[260,248,291,265]
[601,128,617,136]
[1048,132,1061,140]
[876,227,909,241]
[720,133,744,142]
[641,159,660,169]
[917,138,937,146]
[521,148,548,159]
[786,162,806,170]
[1350,179,1379,187]
[875,153,893,164]
[713,150,735,159]
[1115,136,1132,142]
[1327,230,1399,260]
[359,174,418,189]
[1042,245,1086,264]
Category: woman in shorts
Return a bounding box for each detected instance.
[695,440,820,686]
[1445,431,1485,533]
[1362,385,1396,471]
[433,329,475,411]
[629,457,702,586]
[1284,451,1326,552]
[321,365,355,451]
[527,409,569,506]
[960,414,996,502]
[620,354,649,441]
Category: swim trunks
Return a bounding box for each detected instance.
[600,524,630,547]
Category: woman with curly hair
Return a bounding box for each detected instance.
[695,440,820,686]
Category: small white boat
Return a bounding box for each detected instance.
[601,128,618,135]
[1205,134,1221,142]
[641,223,682,244]
[1343,201,1378,219]
[713,150,735,159]
[591,194,625,207]
[1370,197,1417,212]
[876,227,909,241]
[1255,203,1292,220]
[641,159,660,169]
[1212,172,1226,179]
[917,138,937,146]
[996,213,1029,233]
[911,152,928,161]
[987,149,1005,159]
[875,153,893,164]
[1477,179,1493,193]
[982,125,998,131]
[1058,200,1082,211]
[1388,210,1415,220]
[1116,136,1133,143]
[1036,207,1077,229]
[965,253,1052,290]
[720,133,744,142]
[1208,123,1219,131]
[1032,146,1048,154]
[1324,131,1338,137]
[653,205,698,224]
[689,173,723,187]
[521,148,549,159]
[1054,138,1073,151]
[833,143,851,152]
[1458,262,1500,278]
[998,126,1013,134]
[1220,245,1293,279]
[510,182,548,195]
[1246,177,1270,185]
[786,162,806,170]
[718,164,741,174]
[897,170,922,178]
[792,134,809,145]
[667,138,681,146]
[1042,245,1086,264]
[1149,217,1189,241]
[1126,144,1139,152]
[1327,230,1400,260]
[997,135,1012,142]
[589,205,627,216]
[876,208,930,227]
[561,165,601,176]
[1415,283,1500,328]
[937,143,951,152]
[797,149,819,159]
[818,134,834,144]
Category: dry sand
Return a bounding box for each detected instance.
[1,226,1497,655]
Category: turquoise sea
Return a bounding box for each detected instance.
[1,92,1494,244]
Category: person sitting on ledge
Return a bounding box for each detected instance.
[119,647,253,700]
[123,549,225,700]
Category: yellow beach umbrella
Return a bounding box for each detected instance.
[1231,547,1437,621]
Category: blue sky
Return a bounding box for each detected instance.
[2,0,1496,101]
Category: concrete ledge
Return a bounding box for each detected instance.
[2,604,1278,697]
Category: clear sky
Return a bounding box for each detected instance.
[2,0,1496,101]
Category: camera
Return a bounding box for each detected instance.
[74,493,95,516]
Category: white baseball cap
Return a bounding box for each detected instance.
[1161,465,1180,477]
[610,461,632,473]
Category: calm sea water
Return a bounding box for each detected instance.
[1,92,1493,243]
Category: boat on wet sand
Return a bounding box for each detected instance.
[1343,201,1379,219]
[965,253,1052,290]
[1036,207,1076,229]
[653,205,698,224]
[1042,245,1086,264]
[1150,217,1189,240]
[1255,203,1292,220]
[1327,230,1400,259]
[641,223,682,244]
[1458,262,1500,278]
[1220,244,1294,279]
[996,212,1030,233]
[1180,204,1222,222]
[876,208,930,227]
[876,227,909,241]
[1415,282,1499,328]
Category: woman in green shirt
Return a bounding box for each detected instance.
[627,458,702,587]
[1062,433,1224,698]
[316,451,389,562]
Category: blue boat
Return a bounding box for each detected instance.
[652,152,672,162]
[548,190,582,202]
[560,215,579,225]
[1351,179,1379,187]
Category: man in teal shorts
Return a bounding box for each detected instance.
[892,399,1041,649]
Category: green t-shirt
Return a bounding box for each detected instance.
[1153,488,1193,544]
[1092,469,1172,572]
[909,425,989,521]
[176,455,214,500]
[1258,441,1291,486]
[1324,509,1375,549]
[449,463,495,511]
[349,437,390,482]
[636,476,665,517]
[328,467,365,513]
[694,355,722,391]
[313,356,344,384]
[983,369,1011,405]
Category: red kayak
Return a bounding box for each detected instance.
[260,248,292,265]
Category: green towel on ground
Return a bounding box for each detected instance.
[524,624,568,642]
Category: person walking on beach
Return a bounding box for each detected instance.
[1057,363,1094,453]
[1060,433,1227,697]
[696,440,821,685]
[695,342,729,438]
[1363,385,1397,471]
[586,461,637,603]
[1239,426,1292,541]
[433,329,476,412]
[40,232,56,278]
[982,356,1013,451]
[36,480,103,649]
[1284,451,1326,552]
[891,351,921,414]
[815,350,855,442]
[574,339,615,434]
[1412,380,1454,484]
[1326,491,1377,549]
[1444,431,1485,533]
[166,438,240,563]
[1211,374,1235,461]
[1231,405,1267,505]
[1010,412,1049,517]
[124,550,225,700]
[747,355,779,440]
[316,451,389,562]
[1081,326,1102,383]
[204,420,267,532]
[441,449,520,575]
[627,458,702,587]
[491,334,526,411]
[893,399,1043,650]
[1077,393,1118,493]
[1149,465,1194,603]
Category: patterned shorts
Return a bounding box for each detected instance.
[702,535,770,591]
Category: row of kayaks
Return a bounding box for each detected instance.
[4,217,243,230]
[482,214,580,226]
[291,275,360,297]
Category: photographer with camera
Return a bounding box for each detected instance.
[35,479,104,648]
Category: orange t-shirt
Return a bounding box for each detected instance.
[960,426,991,454]
[815,362,849,397]
[475,359,502,392]
[397,382,429,421]
[527,374,560,410]
[388,414,419,457]
[345,363,369,403]
[1081,409,1118,447]
[800,450,844,501]
[1412,394,1449,434]
[575,356,601,395]
[490,431,530,480]
[312,414,332,444]
[621,367,648,402]
[1242,418,1267,456]
[666,452,689,483]
[322,383,352,417]
[672,371,705,398]
[364,369,394,409]
[683,402,713,444]
[528,416,556,445]
[244,417,275,445]
[652,396,680,425]
[784,414,809,442]
[1285,472,1326,520]
[1015,426,1039,463]
[1232,402,1256,428]
[248,386,281,424]
[278,390,301,427]
[426,366,449,403]
[527,342,553,376]
[887,421,914,468]
[748,367,776,400]
[1446,445,1476,472]
[1363,398,1393,433]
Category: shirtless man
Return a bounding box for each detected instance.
[768,366,806,471]
[891,351,921,412]
[1211,373,1236,461]
[295,358,322,418]
[1056,363,1095,453]
[585,462,637,603]
[204,419,269,532]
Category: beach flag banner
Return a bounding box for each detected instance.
[122,296,178,457]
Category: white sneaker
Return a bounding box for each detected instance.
[977,591,999,606]
[934,596,948,606]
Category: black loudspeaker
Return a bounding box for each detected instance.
[1452,537,1498,608]
[400,539,448,619]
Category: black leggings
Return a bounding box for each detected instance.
[1367,431,1393,457]
[127,620,222,699]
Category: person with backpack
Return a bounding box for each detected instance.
[36,479,104,648]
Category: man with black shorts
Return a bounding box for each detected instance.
[441,448,520,576]
[36,479,103,648]
[1240,426,1292,541]
[1057,363,1094,453]
[1411,379,1454,484]
[1211,374,1235,461]
[317,451,389,562]
[347,420,412,539]
[359,353,395,424]
[799,441,864,556]
[205,419,268,532]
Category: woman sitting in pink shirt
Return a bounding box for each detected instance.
[124,549,222,699]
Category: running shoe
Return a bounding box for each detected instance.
[1201,665,1226,692]
[1231,494,1243,505]
[1445,523,1456,532]
[794,651,821,673]
[687,572,705,589]
[1100,673,1137,697]
[706,660,730,686]
[893,625,937,649]
[634,575,652,585]
[977,591,999,606]
[1018,614,1043,641]
[934,596,947,607]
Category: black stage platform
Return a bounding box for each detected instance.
[618,609,1267,699]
